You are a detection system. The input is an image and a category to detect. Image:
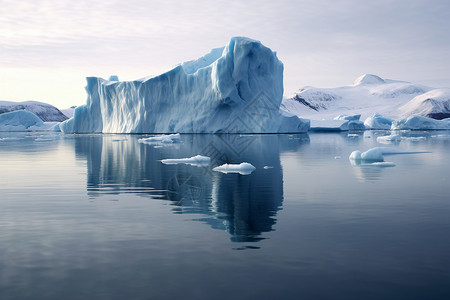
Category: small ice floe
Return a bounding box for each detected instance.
[263,166,274,169]
[161,155,210,167]
[349,147,394,166]
[377,134,402,144]
[334,156,341,159]
[34,137,54,142]
[213,162,256,175]
[138,133,181,145]
[349,147,429,166]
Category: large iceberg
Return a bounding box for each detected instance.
[60,37,309,134]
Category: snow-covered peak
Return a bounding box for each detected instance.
[399,88,450,119]
[353,74,385,86]
[282,74,449,121]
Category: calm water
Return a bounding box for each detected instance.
[1,131,450,300]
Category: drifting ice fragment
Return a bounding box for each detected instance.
[161,155,210,167]
[334,114,361,121]
[138,134,181,144]
[213,163,256,175]
[377,134,402,144]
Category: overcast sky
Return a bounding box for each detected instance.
[1,0,449,108]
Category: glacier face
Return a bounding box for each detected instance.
[61,37,309,134]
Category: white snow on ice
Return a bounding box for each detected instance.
[213,162,256,175]
[161,155,210,167]
[138,133,181,145]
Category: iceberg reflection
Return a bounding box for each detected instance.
[73,134,310,242]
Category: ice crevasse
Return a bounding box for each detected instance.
[60,37,309,134]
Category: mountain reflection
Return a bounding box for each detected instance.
[74,133,309,242]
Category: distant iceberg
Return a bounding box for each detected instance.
[0,100,68,122]
[60,37,309,134]
[0,110,59,132]
[392,115,450,130]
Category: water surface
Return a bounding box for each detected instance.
[1,131,450,299]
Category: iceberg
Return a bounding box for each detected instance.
[391,115,450,130]
[334,114,361,121]
[377,134,402,144]
[309,119,365,131]
[349,147,386,162]
[138,133,181,144]
[161,155,210,167]
[0,100,68,122]
[213,162,256,175]
[60,37,309,134]
[364,113,394,130]
[0,110,43,128]
[0,110,58,132]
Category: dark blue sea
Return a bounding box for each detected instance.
[1,131,450,299]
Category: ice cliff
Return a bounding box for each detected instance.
[60,37,309,134]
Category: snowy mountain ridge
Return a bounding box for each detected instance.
[0,100,68,122]
[282,74,450,121]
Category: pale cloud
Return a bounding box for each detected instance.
[1,0,449,108]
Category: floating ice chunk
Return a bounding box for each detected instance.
[334,114,361,121]
[138,133,181,144]
[366,162,396,167]
[350,147,390,162]
[361,148,385,162]
[161,155,210,167]
[349,146,429,167]
[349,150,362,161]
[377,134,402,144]
[391,115,450,130]
[309,119,348,131]
[310,119,365,131]
[364,113,393,130]
[340,120,366,131]
[213,162,256,175]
